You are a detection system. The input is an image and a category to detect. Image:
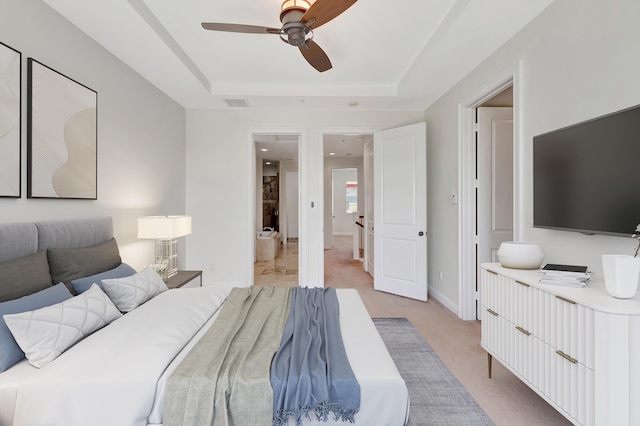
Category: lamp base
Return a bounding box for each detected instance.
[155,239,178,280]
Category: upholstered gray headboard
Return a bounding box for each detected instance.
[0,223,38,263]
[35,217,113,252]
[0,217,113,263]
[0,217,115,302]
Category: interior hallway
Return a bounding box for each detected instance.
[255,235,571,426]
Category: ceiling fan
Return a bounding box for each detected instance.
[201,0,358,72]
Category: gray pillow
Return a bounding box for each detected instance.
[71,263,137,294]
[0,282,72,372]
[0,251,53,303]
[47,238,122,293]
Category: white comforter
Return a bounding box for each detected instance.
[0,286,409,426]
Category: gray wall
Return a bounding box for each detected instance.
[425,0,640,304]
[185,110,423,287]
[0,0,187,270]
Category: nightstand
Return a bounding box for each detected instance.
[165,270,203,289]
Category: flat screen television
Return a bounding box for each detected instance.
[533,104,640,237]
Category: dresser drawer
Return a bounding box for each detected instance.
[505,322,546,387]
[481,304,509,358]
[542,342,595,426]
[542,293,595,370]
[482,269,536,332]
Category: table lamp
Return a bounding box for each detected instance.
[137,215,192,279]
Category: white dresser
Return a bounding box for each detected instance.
[481,263,640,426]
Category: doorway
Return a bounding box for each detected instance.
[320,124,428,303]
[253,133,300,287]
[458,62,522,320]
[321,131,373,286]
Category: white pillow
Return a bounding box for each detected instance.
[3,284,122,368]
[101,266,168,312]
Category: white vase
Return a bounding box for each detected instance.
[497,241,545,269]
[602,254,640,298]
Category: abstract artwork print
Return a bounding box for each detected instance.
[27,58,97,199]
[0,41,21,198]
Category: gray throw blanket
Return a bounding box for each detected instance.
[271,287,360,426]
[164,286,292,426]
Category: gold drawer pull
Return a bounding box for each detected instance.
[555,295,576,305]
[488,270,497,275]
[516,280,529,287]
[556,350,577,364]
[486,309,499,317]
[516,326,531,336]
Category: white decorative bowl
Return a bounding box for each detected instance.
[497,241,545,269]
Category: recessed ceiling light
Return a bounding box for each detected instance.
[348,101,359,107]
[266,162,271,165]
[260,148,268,152]
[329,152,336,156]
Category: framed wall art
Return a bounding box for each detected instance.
[27,58,97,199]
[0,41,21,198]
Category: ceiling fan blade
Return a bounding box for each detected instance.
[201,23,280,34]
[299,40,332,72]
[301,0,358,29]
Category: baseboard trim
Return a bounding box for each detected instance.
[428,286,459,316]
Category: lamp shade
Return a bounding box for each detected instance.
[137,215,192,239]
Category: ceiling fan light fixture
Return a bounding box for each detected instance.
[202,0,353,73]
[281,0,312,13]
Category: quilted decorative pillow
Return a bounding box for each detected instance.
[0,283,73,372]
[47,238,122,293]
[3,284,122,368]
[102,266,168,312]
[71,263,137,294]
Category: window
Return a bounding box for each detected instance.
[346,182,357,213]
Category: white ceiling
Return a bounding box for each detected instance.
[42,0,554,111]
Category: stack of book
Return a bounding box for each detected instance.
[537,263,591,287]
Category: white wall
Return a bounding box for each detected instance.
[185,110,423,287]
[285,170,299,239]
[424,0,640,304]
[0,0,187,271]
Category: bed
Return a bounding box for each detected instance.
[0,217,409,426]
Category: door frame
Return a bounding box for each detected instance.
[458,61,524,320]
[248,127,306,286]
[317,127,381,285]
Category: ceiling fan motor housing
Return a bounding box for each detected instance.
[280,7,310,46]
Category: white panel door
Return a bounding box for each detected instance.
[477,107,513,316]
[477,107,513,263]
[373,123,427,301]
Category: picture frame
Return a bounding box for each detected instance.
[0,41,22,198]
[27,58,97,199]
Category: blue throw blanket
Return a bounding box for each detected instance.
[271,287,361,426]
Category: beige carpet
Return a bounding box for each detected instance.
[256,236,572,426]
